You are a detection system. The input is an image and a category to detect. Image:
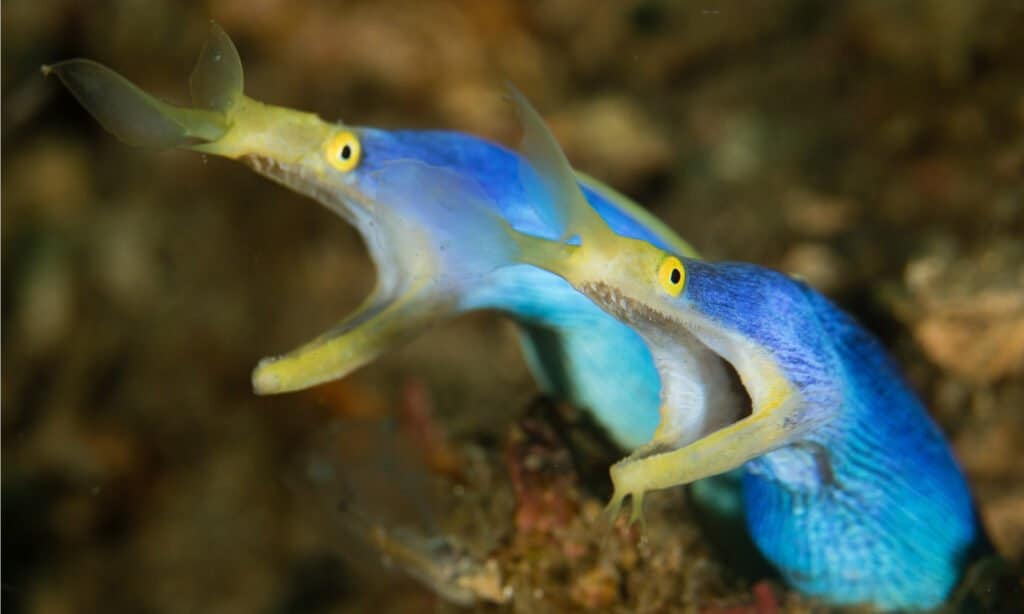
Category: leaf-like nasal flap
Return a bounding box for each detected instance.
[43,59,228,148]
[189,21,245,114]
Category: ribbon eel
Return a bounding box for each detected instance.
[43,23,706,452]
[500,88,993,611]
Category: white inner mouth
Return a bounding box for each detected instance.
[581,282,753,451]
[646,323,752,450]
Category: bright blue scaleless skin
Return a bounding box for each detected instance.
[501,89,992,610]
[690,261,990,608]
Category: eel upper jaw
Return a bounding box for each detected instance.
[243,155,370,233]
[240,153,396,280]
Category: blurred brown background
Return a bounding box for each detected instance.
[3,1,1023,612]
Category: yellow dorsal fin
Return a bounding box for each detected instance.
[507,86,617,249]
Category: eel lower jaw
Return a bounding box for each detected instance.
[241,157,458,395]
[248,232,454,395]
[251,280,458,395]
[606,374,801,527]
[577,282,804,525]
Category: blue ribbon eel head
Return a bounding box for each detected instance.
[45,23,526,394]
[504,87,809,524]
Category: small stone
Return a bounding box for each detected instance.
[569,565,619,609]
[553,96,672,192]
[779,243,846,294]
[981,492,1024,561]
[709,114,760,183]
[455,559,508,605]
[7,138,93,221]
[914,306,1024,383]
[783,189,857,238]
[955,418,1023,478]
[504,402,580,535]
[18,251,74,354]
[904,241,1024,383]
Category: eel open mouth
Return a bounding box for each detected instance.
[570,280,805,525]
[44,22,485,396]
[579,281,752,452]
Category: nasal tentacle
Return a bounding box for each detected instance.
[44,59,228,148]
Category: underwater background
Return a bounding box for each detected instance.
[3,1,1022,612]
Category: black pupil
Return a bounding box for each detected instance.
[669,268,681,284]
[340,144,352,160]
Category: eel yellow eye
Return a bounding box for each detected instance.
[324,131,361,172]
[658,256,685,297]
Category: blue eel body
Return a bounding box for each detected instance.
[680,260,991,608]
[356,128,990,610]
